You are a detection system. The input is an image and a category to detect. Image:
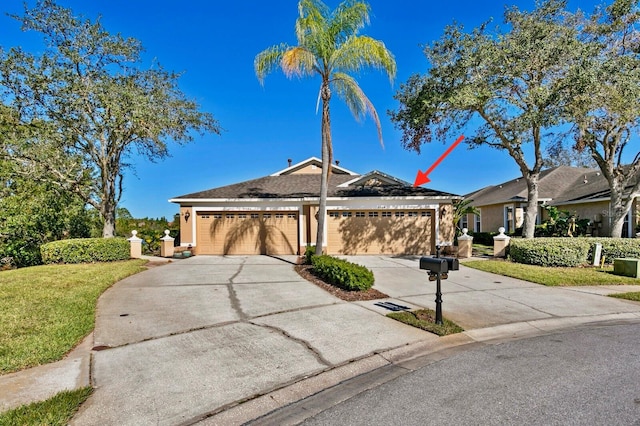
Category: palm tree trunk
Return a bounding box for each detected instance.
[315,83,332,255]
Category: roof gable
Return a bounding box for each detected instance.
[270,157,357,176]
[338,170,411,188]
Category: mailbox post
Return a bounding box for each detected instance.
[420,245,459,325]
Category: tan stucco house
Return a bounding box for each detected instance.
[169,157,461,255]
[464,166,639,237]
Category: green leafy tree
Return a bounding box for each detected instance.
[565,0,640,237]
[255,0,396,255]
[390,0,581,238]
[0,0,220,238]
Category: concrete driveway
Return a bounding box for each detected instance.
[71,256,433,425]
[24,254,640,425]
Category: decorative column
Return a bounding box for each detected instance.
[160,230,175,258]
[493,227,511,258]
[457,228,473,258]
[128,230,143,259]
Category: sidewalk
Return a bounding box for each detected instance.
[1,255,639,424]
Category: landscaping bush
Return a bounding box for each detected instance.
[41,238,130,264]
[311,255,374,291]
[469,231,497,246]
[587,238,640,264]
[509,238,591,267]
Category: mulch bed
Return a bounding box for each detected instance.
[294,264,389,302]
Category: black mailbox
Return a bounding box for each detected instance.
[419,257,448,274]
[443,257,459,271]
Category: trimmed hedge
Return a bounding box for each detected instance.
[311,255,374,291]
[509,237,640,267]
[589,238,640,263]
[41,238,130,264]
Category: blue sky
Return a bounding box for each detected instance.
[0,0,605,219]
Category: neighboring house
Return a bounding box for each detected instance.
[169,157,461,255]
[464,166,640,237]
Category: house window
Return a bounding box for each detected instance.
[382,211,392,217]
[395,211,405,217]
[329,211,339,218]
[355,212,365,217]
[368,211,379,217]
[475,213,481,232]
[504,206,514,233]
[623,209,631,238]
[460,214,468,230]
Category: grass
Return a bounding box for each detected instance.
[0,387,92,426]
[0,260,147,375]
[387,309,464,336]
[463,260,640,286]
[609,292,640,302]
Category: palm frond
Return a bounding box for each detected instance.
[332,72,383,145]
[254,43,289,84]
[282,46,318,78]
[329,0,371,44]
[332,35,396,82]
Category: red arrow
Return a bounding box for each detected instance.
[413,135,465,187]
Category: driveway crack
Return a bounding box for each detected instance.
[251,322,332,367]
[228,258,248,321]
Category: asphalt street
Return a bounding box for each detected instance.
[296,319,640,426]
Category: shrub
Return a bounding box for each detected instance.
[41,238,130,264]
[469,231,497,246]
[311,255,374,291]
[587,238,640,264]
[303,245,315,265]
[509,238,591,267]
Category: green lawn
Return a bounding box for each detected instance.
[463,260,640,286]
[0,387,92,426]
[0,260,147,375]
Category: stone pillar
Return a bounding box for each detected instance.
[457,228,473,258]
[160,230,175,258]
[128,230,143,259]
[493,227,510,258]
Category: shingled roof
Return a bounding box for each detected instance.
[465,166,604,206]
[173,172,459,200]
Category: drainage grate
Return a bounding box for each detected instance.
[374,301,410,312]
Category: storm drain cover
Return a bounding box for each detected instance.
[374,301,410,311]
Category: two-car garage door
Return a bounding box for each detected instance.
[194,209,436,255]
[327,209,435,255]
[196,212,298,255]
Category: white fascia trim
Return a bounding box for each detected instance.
[270,156,358,176]
[170,197,307,204]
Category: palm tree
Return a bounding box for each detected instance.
[255,0,396,255]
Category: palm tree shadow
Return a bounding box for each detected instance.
[210,215,295,255]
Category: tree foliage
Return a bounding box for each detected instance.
[390,0,582,238]
[0,0,220,238]
[565,0,640,237]
[255,0,396,255]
